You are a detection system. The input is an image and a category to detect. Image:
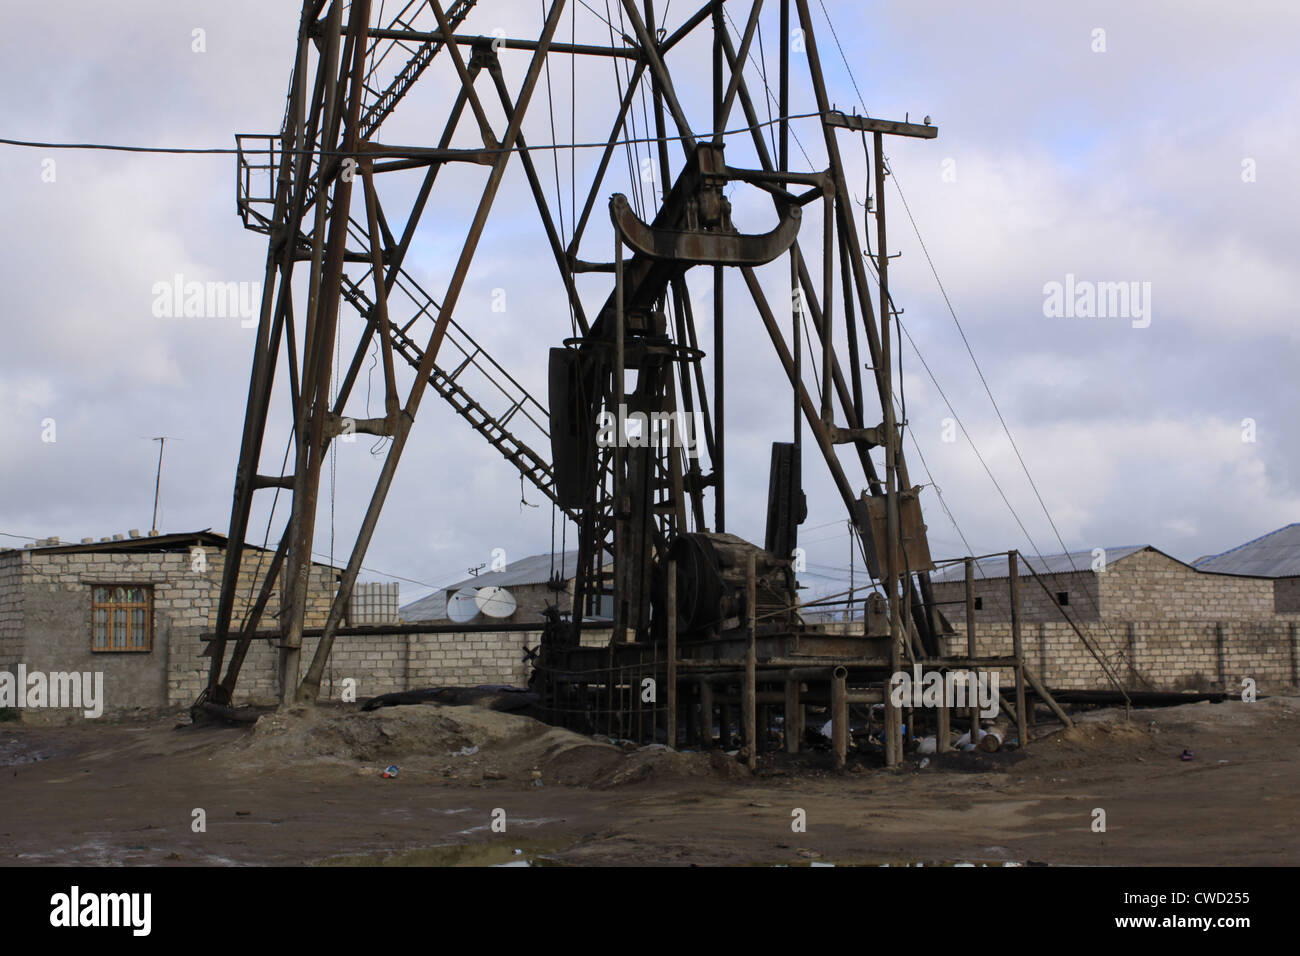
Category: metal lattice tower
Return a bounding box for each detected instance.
[204,0,942,764]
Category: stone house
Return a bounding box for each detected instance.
[929,544,1300,693]
[0,532,559,722]
[0,531,339,722]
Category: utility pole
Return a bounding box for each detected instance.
[144,436,181,534]
[848,518,855,622]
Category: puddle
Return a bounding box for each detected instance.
[317,841,565,867]
[0,738,67,766]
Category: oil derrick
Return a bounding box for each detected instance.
[203,0,945,765]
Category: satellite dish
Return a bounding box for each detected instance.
[475,586,517,619]
[447,587,481,624]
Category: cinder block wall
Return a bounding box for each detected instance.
[932,566,1101,624]
[167,629,548,706]
[941,618,1299,693]
[1099,549,1276,620]
[0,551,24,678]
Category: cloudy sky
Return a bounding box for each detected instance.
[1,0,1296,608]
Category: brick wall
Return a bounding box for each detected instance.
[931,567,1100,624]
[1098,549,1276,620]
[933,550,1300,693]
[0,551,24,676]
[940,618,1299,693]
[169,628,544,706]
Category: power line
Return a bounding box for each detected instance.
[813,0,1131,671]
[0,111,824,159]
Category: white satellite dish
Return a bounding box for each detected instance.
[475,585,517,619]
[447,587,481,624]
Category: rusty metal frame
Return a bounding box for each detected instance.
[204,0,943,744]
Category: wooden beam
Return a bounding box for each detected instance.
[825,110,938,139]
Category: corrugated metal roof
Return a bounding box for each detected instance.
[1,530,226,555]
[400,550,581,621]
[0,530,342,571]
[1192,523,1300,578]
[929,546,1149,583]
[399,589,449,623]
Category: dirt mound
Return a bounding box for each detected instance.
[1055,720,1148,751]
[219,703,749,788]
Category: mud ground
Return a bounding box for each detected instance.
[1,695,1296,866]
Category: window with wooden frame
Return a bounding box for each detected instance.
[91,585,153,652]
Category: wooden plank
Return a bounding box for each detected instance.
[1009,551,1028,747]
[826,109,938,139]
[1024,666,1073,728]
[698,680,714,747]
[784,678,802,753]
[965,557,979,745]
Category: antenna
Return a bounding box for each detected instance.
[475,586,517,619]
[447,587,480,624]
[142,436,182,534]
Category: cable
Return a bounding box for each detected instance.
[811,0,1132,675]
[0,112,823,159]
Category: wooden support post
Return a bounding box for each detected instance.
[632,659,641,745]
[1024,666,1073,728]
[965,557,979,745]
[606,647,614,737]
[1009,551,1028,747]
[831,666,848,770]
[885,687,899,763]
[784,678,802,753]
[1216,621,1228,690]
[699,680,714,747]
[667,560,678,750]
[744,553,758,771]
[936,696,951,753]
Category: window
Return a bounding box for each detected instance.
[974,597,983,610]
[1056,591,1070,607]
[91,585,152,652]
